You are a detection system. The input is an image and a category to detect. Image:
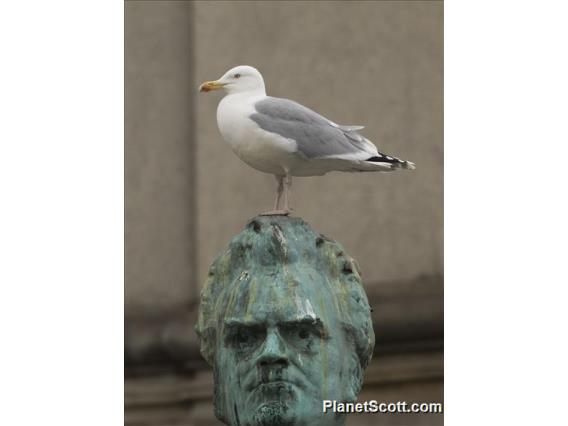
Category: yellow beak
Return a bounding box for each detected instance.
[199,80,226,92]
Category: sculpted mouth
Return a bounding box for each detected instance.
[252,380,293,391]
[250,381,296,404]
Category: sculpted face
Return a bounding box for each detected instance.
[216,266,355,426]
[197,217,374,426]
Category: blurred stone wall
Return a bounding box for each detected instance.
[125,1,443,425]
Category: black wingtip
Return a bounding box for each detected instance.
[366,154,415,169]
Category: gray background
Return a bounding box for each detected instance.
[125,1,443,425]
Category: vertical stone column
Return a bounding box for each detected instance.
[125,1,196,313]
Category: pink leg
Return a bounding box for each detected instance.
[260,174,292,216]
[282,174,293,211]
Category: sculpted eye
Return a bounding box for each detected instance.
[225,325,264,352]
[234,73,241,78]
[298,329,310,339]
[236,329,253,344]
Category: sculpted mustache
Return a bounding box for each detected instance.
[243,369,308,391]
[247,378,303,392]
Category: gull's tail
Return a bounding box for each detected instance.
[365,152,416,170]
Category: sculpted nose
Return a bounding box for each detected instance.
[257,329,289,367]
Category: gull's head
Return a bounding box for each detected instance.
[199,65,265,95]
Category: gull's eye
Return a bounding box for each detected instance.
[234,73,241,78]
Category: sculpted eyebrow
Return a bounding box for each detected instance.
[223,317,329,338]
[281,317,329,338]
[223,319,264,329]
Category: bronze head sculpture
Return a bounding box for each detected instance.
[196,216,375,426]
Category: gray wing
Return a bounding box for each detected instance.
[250,97,377,160]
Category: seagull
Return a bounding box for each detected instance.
[199,65,415,216]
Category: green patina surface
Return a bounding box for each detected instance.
[196,216,375,426]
